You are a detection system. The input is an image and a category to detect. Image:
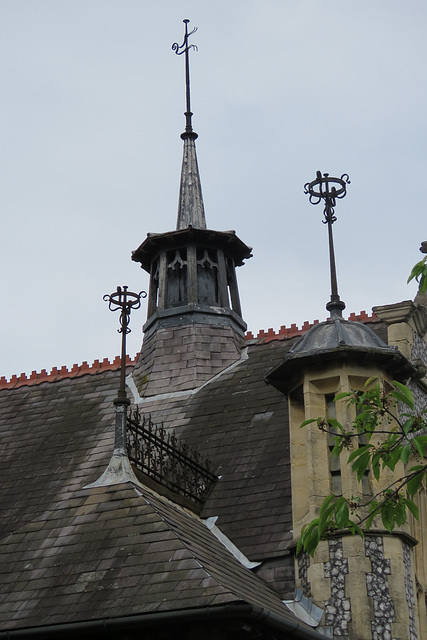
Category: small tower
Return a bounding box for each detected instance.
[132,21,252,397]
[267,173,420,640]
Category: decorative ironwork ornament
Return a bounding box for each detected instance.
[172,19,198,137]
[127,409,217,505]
[304,171,350,317]
[104,286,146,403]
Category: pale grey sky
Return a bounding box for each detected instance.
[0,1,425,379]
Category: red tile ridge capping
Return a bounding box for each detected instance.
[0,354,137,390]
[246,310,379,344]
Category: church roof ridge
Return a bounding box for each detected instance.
[0,311,380,390]
[0,354,137,390]
[245,310,379,343]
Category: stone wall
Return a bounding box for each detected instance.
[324,539,351,639]
[365,536,395,640]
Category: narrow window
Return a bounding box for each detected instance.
[357,410,371,496]
[327,394,342,496]
[166,248,188,307]
[196,247,219,305]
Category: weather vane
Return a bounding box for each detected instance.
[304,171,350,317]
[104,286,146,403]
[172,19,198,137]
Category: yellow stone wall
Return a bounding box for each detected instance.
[289,353,422,639]
[289,365,409,539]
[374,301,427,640]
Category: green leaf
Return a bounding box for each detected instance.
[365,509,377,531]
[300,419,317,429]
[364,377,378,388]
[401,444,412,464]
[412,437,425,458]
[386,446,403,472]
[408,257,427,285]
[391,381,415,411]
[335,499,349,529]
[347,521,364,538]
[394,502,406,526]
[348,445,370,463]
[381,502,395,533]
[327,418,344,432]
[305,531,320,556]
[404,498,419,520]
[331,441,344,457]
[407,470,425,498]
[334,392,351,401]
[319,494,336,517]
[371,453,381,481]
[402,419,416,436]
[351,451,371,480]
[355,410,373,428]
[298,519,322,556]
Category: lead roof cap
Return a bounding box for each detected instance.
[132,228,252,272]
[266,316,417,394]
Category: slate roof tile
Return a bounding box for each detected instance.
[0,476,306,629]
[3,326,388,631]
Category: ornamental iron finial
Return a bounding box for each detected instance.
[304,171,350,318]
[172,19,198,139]
[104,286,146,404]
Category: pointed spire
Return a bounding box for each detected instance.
[176,136,206,230]
[172,19,207,230]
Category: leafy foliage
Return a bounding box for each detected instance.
[408,256,427,294]
[297,379,427,556]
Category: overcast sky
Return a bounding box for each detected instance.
[1,1,425,380]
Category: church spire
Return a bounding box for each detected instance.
[172,19,206,230]
[132,18,252,397]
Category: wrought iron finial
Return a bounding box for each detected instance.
[172,19,198,139]
[304,171,350,318]
[104,286,146,403]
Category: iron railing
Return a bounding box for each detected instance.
[126,408,217,504]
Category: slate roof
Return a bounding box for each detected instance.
[0,369,118,541]
[0,481,303,631]
[0,313,386,636]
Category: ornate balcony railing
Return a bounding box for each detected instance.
[126,408,217,504]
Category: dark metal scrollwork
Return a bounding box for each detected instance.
[126,410,217,505]
[172,19,199,136]
[304,171,350,315]
[104,286,147,402]
[103,286,146,335]
[304,171,350,225]
[172,20,198,55]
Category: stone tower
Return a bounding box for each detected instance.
[131,24,251,397]
[267,173,425,639]
[268,310,420,639]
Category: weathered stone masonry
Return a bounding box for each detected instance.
[365,536,396,640]
[324,538,351,639]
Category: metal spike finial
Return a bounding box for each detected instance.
[104,286,146,404]
[304,172,350,318]
[172,19,198,139]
